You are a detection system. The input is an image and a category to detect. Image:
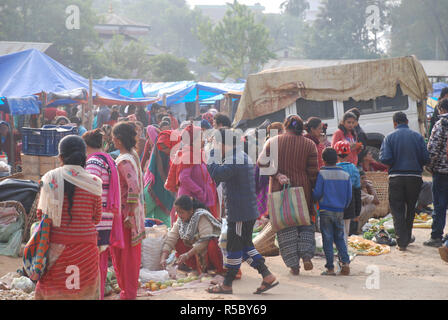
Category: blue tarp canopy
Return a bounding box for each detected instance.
[0,49,156,106]
[94,77,145,98]
[427,82,448,114]
[141,81,245,107]
[0,96,41,115]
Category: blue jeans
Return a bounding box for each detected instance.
[431,173,448,240]
[319,211,350,270]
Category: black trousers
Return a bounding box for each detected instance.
[389,176,423,248]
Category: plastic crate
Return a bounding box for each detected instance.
[21,126,78,156]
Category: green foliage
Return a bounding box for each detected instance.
[280,0,310,18]
[196,0,274,79]
[147,54,195,82]
[389,0,448,60]
[0,0,102,77]
[301,0,390,59]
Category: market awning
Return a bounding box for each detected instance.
[0,49,157,106]
[0,96,41,115]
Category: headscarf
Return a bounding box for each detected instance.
[38,166,102,227]
[178,208,221,242]
[202,112,214,127]
[147,125,159,145]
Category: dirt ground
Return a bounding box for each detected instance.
[1,227,447,300]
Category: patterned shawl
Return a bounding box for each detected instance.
[178,208,221,243]
[38,165,103,227]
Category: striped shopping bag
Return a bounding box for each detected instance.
[268,185,311,233]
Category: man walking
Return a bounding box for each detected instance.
[424,99,448,248]
[380,112,430,251]
[207,128,278,295]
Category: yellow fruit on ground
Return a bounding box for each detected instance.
[160,284,167,290]
[151,284,159,291]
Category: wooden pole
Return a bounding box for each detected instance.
[195,87,200,117]
[88,75,93,130]
[162,94,167,106]
[8,116,15,173]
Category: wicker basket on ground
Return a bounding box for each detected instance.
[365,171,390,218]
[253,221,279,257]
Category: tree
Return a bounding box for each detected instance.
[389,0,448,60]
[196,0,274,79]
[0,0,102,77]
[97,35,152,79]
[147,54,195,82]
[302,0,390,59]
[280,0,310,18]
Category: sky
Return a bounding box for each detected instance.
[186,0,283,13]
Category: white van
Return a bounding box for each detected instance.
[238,85,419,157]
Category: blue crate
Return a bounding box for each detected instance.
[21,126,78,156]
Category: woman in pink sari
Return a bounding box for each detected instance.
[165,124,218,221]
[111,122,146,300]
[82,129,124,300]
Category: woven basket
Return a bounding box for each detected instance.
[253,222,279,257]
[365,172,390,218]
[0,172,24,182]
[23,190,40,243]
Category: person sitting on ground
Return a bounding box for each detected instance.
[357,171,380,234]
[362,150,388,172]
[160,195,224,275]
[312,148,352,276]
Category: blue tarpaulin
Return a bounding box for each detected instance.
[0,96,41,115]
[427,82,448,114]
[141,81,245,107]
[94,77,145,98]
[0,49,156,106]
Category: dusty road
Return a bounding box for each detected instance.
[1,228,447,300]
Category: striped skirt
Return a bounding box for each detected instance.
[277,225,315,269]
[35,243,100,300]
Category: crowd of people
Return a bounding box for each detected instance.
[28,99,448,299]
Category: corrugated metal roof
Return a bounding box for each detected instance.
[0,41,52,56]
[264,58,448,78]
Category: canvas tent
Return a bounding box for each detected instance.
[0,49,156,106]
[234,56,433,133]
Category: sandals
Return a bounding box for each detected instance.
[303,260,313,271]
[253,280,279,294]
[206,284,233,295]
[321,269,336,276]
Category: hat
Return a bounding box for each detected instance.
[334,141,351,155]
[202,112,214,126]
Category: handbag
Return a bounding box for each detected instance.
[22,214,51,281]
[268,184,311,233]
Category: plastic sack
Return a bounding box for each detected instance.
[141,225,168,271]
[0,207,24,257]
[11,276,35,294]
[218,218,227,264]
[139,268,169,283]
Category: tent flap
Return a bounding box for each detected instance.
[234,56,433,124]
[3,96,41,115]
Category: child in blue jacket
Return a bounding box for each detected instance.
[313,148,352,276]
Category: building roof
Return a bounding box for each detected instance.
[264,58,448,78]
[97,12,150,28]
[0,41,52,56]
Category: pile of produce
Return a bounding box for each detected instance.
[413,213,433,228]
[362,217,395,240]
[348,236,391,256]
[142,275,212,292]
